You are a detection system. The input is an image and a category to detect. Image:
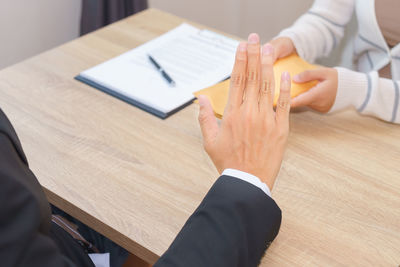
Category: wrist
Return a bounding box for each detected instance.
[325,68,339,112]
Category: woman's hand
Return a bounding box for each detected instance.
[197,33,291,190]
[291,67,338,113]
[269,37,296,62]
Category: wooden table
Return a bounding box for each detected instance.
[0,8,399,266]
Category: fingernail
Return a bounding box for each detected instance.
[293,74,301,82]
[282,71,291,82]
[238,42,247,52]
[248,33,259,44]
[262,43,274,56]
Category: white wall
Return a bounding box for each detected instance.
[0,0,81,70]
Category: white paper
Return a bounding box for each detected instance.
[79,23,239,114]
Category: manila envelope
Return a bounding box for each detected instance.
[194,54,318,118]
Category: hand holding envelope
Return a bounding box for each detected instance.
[194,54,318,118]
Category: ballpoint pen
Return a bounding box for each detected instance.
[148,54,176,87]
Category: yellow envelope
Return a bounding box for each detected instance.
[194,54,318,118]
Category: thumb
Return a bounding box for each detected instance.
[293,68,327,83]
[198,95,219,148]
[291,86,319,108]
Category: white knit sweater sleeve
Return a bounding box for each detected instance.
[331,68,400,123]
[277,0,355,63]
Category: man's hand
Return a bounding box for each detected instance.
[198,33,291,190]
[291,67,338,112]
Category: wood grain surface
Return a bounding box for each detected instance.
[0,8,398,266]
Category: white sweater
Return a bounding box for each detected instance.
[278,0,400,123]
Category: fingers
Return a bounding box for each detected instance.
[243,33,261,106]
[276,72,291,126]
[293,68,327,83]
[226,42,248,110]
[269,37,296,62]
[259,43,275,114]
[198,95,219,150]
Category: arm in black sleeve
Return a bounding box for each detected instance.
[155,175,282,267]
[0,109,76,267]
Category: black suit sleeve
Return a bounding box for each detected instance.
[155,175,282,267]
[0,109,77,267]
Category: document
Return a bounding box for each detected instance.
[76,23,239,118]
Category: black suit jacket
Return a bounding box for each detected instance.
[154,176,282,267]
[0,109,281,267]
[0,109,94,267]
